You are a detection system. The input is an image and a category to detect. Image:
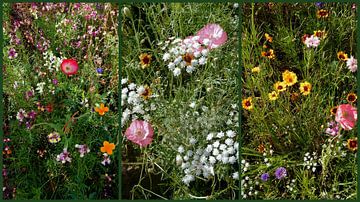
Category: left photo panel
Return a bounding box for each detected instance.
[3,3,119,199]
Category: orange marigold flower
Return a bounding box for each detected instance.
[100,141,116,155]
[95,103,109,116]
[261,49,275,59]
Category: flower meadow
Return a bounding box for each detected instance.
[242,3,357,200]
[3,3,119,199]
[122,3,239,199]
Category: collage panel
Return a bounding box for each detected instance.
[121,2,239,200]
[2,3,119,199]
[241,2,357,200]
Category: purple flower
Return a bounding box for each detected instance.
[75,144,90,157]
[325,121,339,136]
[8,48,18,59]
[101,153,111,166]
[52,79,58,85]
[56,148,71,164]
[27,110,37,120]
[25,121,32,129]
[16,109,26,122]
[97,68,103,74]
[315,2,324,8]
[261,173,270,181]
[274,167,287,179]
[25,89,34,100]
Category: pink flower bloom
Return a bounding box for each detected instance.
[60,59,79,76]
[346,56,357,72]
[75,144,90,157]
[196,24,227,49]
[56,148,71,164]
[101,153,111,166]
[335,104,357,130]
[304,35,320,48]
[125,120,154,147]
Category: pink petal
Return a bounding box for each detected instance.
[125,120,154,147]
[196,24,227,49]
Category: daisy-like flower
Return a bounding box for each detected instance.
[95,103,109,116]
[242,97,253,110]
[330,106,338,115]
[264,33,273,42]
[56,148,71,164]
[60,59,79,76]
[139,85,152,100]
[337,51,348,61]
[261,49,275,59]
[304,35,320,48]
[274,167,287,179]
[139,53,152,69]
[100,141,116,155]
[313,30,326,39]
[75,144,90,157]
[47,132,61,143]
[347,138,357,152]
[347,93,357,103]
[346,56,357,72]
[274,81,287,92]
[251,66,260,73]
[268,91,278,101]
[8,48,18,59]
[125,120,154,147]
[282,70,297,86]
[316,9,329,18]
[299,81,312,95]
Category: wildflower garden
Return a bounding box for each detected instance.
[1,1,359,201]
[242,3,357,200]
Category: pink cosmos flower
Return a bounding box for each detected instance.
[125,120,154,147]
[304,35,320,48]
[60,59,79,76]
[346,56,357,72]
[335,104,357,130]
[196,24,227,49]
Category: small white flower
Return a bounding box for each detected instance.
[162,53,171,61]
[232,171,239,179]
[219,144,227,151]
[225,138,234,146]
[209,156,216,164]
[199,56,207,65]
[189,102,196,108]
[346,55,357,72]
[226,130,236,138]
[216,131,225,138]
[206,133,214,141]
[201,49,209,56]
[213,141,220,148]
[212,148,220,156]
[173,68,181,76]
[128,83,136,90]
[189,137,197,145]
[178,146,185,153]
[168,62,175,70]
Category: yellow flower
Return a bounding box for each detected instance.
[282,70,297,86]
[265,33,273,43]
[330,106,338,115]
[261,49,275,59]
[347,138,357,152]
[268,91,278,101]
[274,81,287,92]
[337,51,348,61]
[95,103,109,116]
[251,66,260,73]
[299,81,312,95]
[242,97,253,110]
[313,30,326,39]
[316,9,329,18]
[140,85,152,100]
[139,53,152,69]
[347,92,357,103]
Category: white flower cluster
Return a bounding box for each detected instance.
[241,175,260,199]
[176,130,238,186]
[303,152,319,172]
[121,78,157,126]
[160,36,210,76]
[285,179,297,193]
[42,50,63,73]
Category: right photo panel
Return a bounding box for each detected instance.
[241,3,357,200]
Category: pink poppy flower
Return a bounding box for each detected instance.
[61,59,79,76]
[125,120,154,147]
[196,23,227,49]
[335,104,357,130]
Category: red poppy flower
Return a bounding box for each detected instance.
[61,59,79,76]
